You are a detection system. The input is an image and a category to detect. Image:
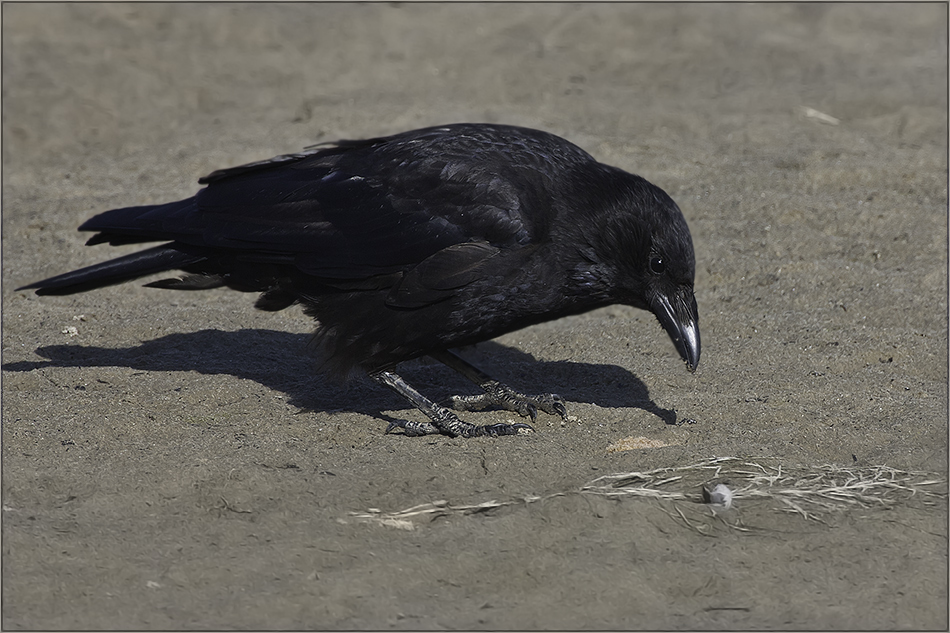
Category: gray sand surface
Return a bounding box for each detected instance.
[3,4,947,629]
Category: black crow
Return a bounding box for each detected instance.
[19,123,700,438]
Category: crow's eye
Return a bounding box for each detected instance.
[649,256,665,274]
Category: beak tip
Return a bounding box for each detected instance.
[651,290,700,375]
[680,326,700,374]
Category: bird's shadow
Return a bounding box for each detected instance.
[2,329,679,425]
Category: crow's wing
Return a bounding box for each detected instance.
[79,127,579,285]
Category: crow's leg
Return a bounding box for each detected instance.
[429,350,568,421]
[371,370,533,438]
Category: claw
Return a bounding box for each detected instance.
[534,393,567,419]
[525,403,538,422]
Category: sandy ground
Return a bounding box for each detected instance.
[2,3,947,630]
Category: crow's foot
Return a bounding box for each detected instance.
[446,381,567,421]
[374,370,534,438]
[429,350,568,421]
[385,416,533,438]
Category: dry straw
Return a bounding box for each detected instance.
[349,457,946,530]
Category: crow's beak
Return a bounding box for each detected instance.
[651,288,700,372]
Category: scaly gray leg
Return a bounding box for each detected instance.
[371,370,533,438]
[429,350,568,421]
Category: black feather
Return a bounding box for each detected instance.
[19,245,205,296]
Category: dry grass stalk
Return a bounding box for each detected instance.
[350,494,559,530]
[350,457,946,529]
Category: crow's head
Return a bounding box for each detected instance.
[579,172,700,372]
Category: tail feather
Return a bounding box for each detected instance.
[80,199,199,246]
[17,245,206,296]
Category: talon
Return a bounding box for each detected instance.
[526,403,538,422]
